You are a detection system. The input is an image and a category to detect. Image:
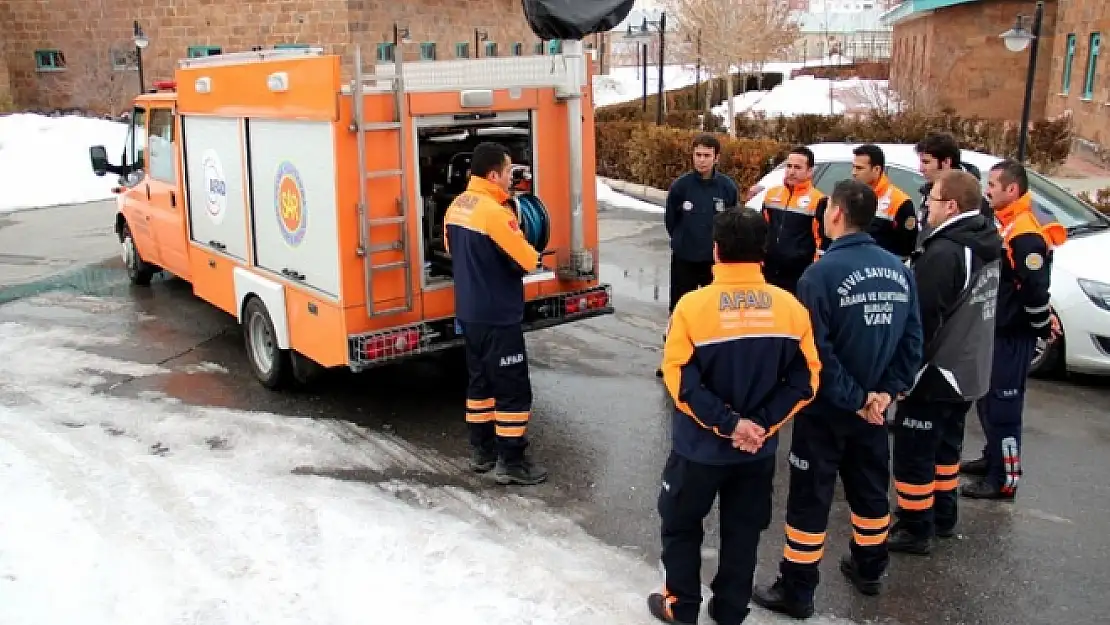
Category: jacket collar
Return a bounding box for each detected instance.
[924,209,980,242]
[993,192,1033,227]
[872,174,893,197]
[828,231,875,251]
[712,263,766,284]
[466,175,511,205]
[786,179,814,195]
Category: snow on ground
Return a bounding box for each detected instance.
[597,179,664,214]
[0,293,859,625]
[0,113,129,213]
[712,77,891,119]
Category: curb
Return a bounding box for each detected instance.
[598,177,667,207]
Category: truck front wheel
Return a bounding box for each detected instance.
[120,222,156,286]
[242,296,292,390]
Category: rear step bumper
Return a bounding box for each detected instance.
[347,284,614,371]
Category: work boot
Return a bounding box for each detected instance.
[887,527,932,555]
[751,579,814,619]
[468,446,497,473]
[935,526,956,539]
[656,367,664,378]
[839,556,881,596]
[959,456,989,476]
[494,458,548,486]
[960,478,1015,501]
[646,593,695,624]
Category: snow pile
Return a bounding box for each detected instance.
[0,293,862,625]
[597,179,664,214]
[0,113,129,213]
[710,77,893,119]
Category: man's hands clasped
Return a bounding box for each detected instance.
[856,392,892,426]
[730,418,766,453]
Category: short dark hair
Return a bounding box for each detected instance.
[914,132,960,168]
[936,170,983,214]
[692,133,721,155]
[470,142,511,178]
[831,179,878,230]
[789,145,815,168]
[990,158,1029,195]
[713,207,767,263]
[853,144,885,169]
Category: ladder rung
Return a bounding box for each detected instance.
[368,242,402,253]
[360,121,402,131]
[372,260,408,271]
[368,216,405,225]
[371,306,410,317]
[366,169,403,179]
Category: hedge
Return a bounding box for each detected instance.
[1078,187,1110,216]
[596,122,787,192]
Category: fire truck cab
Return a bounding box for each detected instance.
[88,43,613,389]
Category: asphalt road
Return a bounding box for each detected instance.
[2,201,1109,624]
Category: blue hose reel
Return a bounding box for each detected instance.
[513,193,551,253]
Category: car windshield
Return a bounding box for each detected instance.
[1023,170,1110,233]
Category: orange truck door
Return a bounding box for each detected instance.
[143,105,190,278]
[119,106,161,268]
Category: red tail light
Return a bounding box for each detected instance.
[362,328,421,361]
[564,289,610,316]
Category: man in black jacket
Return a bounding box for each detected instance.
[888,170,1003,554]
[914,132,991,236]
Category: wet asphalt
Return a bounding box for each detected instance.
[2,202,1110,624]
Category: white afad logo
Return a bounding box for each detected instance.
[202,149,228,225]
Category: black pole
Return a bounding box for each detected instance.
[656,11,666,125]
[475,29,479,58]
[695,30,701,111]
[1017,1,1044,163]
[642,43,648,112]
[133,20,145,94]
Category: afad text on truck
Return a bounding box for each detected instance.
[88,44,613,390]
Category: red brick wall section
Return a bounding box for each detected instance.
[890,0,1058,120]
[2,0,567,112]
[1045,0,1110,162]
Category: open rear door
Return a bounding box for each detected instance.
[521,0,635,39]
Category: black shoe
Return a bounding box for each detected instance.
[936,526,956,539]
[960,478,1016,500]
[468,447,496,473]
[646,592,695,624]
[751,579,814,619]
[887,527,932,555]
[959,456,989,476]
[839,556,881,596]
[494,459,548,485]
[655,367,664,378]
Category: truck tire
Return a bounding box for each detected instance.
[242,296,292,390]
[120,221,156,286]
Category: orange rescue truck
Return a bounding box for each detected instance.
[88,43,613,389]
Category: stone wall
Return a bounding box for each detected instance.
[1045,0,1110,164]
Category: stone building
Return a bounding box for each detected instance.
[2,0,585,113]
[1044,0,1110,163]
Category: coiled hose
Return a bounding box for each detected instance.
[513,193,551,252]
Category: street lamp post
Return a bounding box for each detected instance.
[475,29,488,58]
[626,12,667,124]
[133,21,148,94]
[392,24,411,61]
[1000,0,1044,162]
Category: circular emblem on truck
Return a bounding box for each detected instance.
[274,160,307,247]
[202,149,227,225]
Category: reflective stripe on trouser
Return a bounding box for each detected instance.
[976,335,1035,494]
[778,411,891,600]
[892,398,972,537]
[460,321,534,464]
[658,451,774,624]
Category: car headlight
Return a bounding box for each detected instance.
[1077,278,1110,312]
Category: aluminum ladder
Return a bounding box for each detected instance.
[350,44,413,317]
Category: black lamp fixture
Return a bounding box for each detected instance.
[999,1,1044,162]
[623,11,667,125]
[475,28,489,57]
[133,20,149,94]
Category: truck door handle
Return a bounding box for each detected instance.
[281,268,306,281]
[145,184,150,200]
[208,240,226,251]
[170,190,176,208]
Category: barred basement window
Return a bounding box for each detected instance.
[34,49,66,71]
[110,47,138,71]
[455,42,470,58]
[420,42,436,60]
[485,42,498,57]
[187,46,222,58]
[377,42,395,62]
[511,42,523,56]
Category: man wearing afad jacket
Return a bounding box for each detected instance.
[888,170,1003,554]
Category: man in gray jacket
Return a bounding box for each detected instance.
[888,170,1002,554]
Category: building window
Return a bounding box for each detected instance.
[456,42,470,58]
[420,42,436,60]
[34,49,66,71]
[275,43,310,50]
[377,42,395,62]
[485,42,498,57]
[548,39,563,54]
[187,46,222,58]
[110,47,138,71]
[535,42,544,54]
[512,42,523,56]
[1083,32,1101,100]
[1062,33,1076,95]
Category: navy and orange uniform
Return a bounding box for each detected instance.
[653,263,821,625]
[761,181,827,293]
[444,176,541,474]
[971,192,1066,497]
[816,176,917,259]
[754,232,923,613]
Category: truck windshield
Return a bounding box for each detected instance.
[126,107,147,170]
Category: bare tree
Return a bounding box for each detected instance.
[665,0,801,135]
[71,0,137,116]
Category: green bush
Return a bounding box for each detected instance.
[596,122,787,192]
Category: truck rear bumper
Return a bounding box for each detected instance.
[347,283,614,371]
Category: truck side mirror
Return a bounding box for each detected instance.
[89,145,110,176]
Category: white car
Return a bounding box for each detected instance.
[745,142,1110,377]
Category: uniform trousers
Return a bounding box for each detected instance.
[776,410,890,601]
[669,254,714,313]
[658,451,775,625]
[460,321,532,466]
[976,334,1036,494]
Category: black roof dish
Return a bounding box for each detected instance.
[522,0,636,40]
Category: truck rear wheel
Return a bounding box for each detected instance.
[120,222,156,286]
[242,296,291,390]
